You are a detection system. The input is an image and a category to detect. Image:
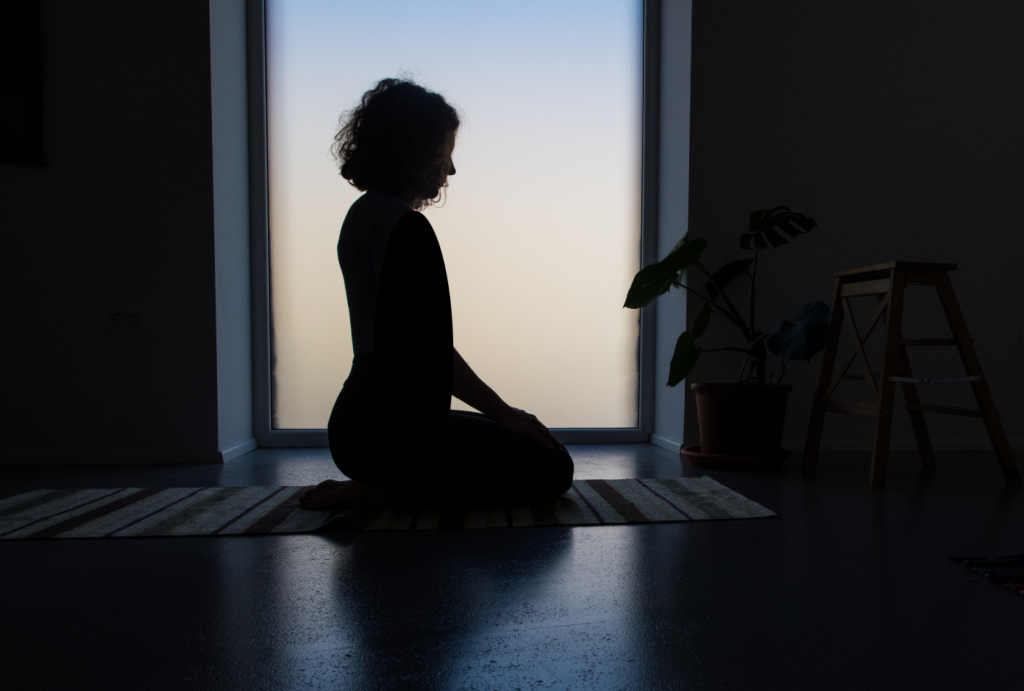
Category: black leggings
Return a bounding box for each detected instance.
[328,354,573,506]
[327,211,573,506]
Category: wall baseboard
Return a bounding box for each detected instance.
[0,452,225,466]
[650,434,682,454]
[220,438,258,461]
[647,435,1024,454]
[783,438,1024,452]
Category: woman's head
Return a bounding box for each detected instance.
[332,78,460,209]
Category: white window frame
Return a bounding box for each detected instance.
[247,0,662,447]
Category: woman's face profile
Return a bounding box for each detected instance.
[423,131,457,202]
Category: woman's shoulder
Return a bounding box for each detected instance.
[341,191,414,237]
[354,190,413,218]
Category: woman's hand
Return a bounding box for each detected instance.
[494,406,567,453]
[450,348,567,454]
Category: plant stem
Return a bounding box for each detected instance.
[742,249,767,384]
[693,262,750,337]
[745,332,767,349]
[670,280,734,320]
[749,248,759,332]
[752,339,766,384]
[737,353,750,382]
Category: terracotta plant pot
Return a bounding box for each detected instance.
[681,383,792,469]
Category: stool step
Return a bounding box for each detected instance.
[833,261,958,277]
[841,279,891,297]
[888,376,982,385]
[905,403,985,418]
[821,399,878,417]
[900,339,958,346]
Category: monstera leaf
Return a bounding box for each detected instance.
[766,301,832,361]
[704,258,754,300]
[668,331,701,387]
[740,207,817,250]
[691,302,712,338]
[624,235,708,309]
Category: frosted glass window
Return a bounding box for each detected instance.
[266,0,642,429]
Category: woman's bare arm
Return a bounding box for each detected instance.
[452,347,565,452]
[451,347,508,419]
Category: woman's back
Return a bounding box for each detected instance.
[337,190,412,355]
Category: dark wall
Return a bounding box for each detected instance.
[0,0,220,462]
[685,1,1024,449]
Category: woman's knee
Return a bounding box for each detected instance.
[553,449,575,494]
[534,447,574,498]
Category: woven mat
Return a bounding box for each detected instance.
[951,554,1024,597]
[0,477,774,539]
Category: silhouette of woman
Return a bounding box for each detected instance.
[301,79,574,509]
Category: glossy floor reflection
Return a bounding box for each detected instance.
[2,445,1022,690]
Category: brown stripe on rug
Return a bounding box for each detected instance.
[126,487,247,537]
[25,488,168,539]
[0,488,130,538]
[104,488,208,537]
[213,486,289,534]
[242,487,312,534]
[0,489,88,518]
[567,484,605,524]
[0,477,775,538]
[636,480,693,519]
[584,480,651,523]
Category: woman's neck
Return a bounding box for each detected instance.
[367,188,415,207]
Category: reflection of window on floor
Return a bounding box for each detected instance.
[266,0,642,430]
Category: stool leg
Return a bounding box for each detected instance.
[869,269,906,487]
[936,276,1022,484]
[804,277,845,470]
[897,344,936,467]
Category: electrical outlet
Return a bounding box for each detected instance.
[101,309,146,334]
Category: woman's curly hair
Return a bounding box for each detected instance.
[332,78,460,209]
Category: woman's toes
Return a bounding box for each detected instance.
[299,480,394,510]
[300,479,352,509]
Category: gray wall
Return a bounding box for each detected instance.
[11,1,1012,461]
[210,0,255,460]
[684,0,1024,450]
[652,0,692,451]
[0,0,252,464]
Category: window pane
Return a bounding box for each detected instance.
[266,0,642,429]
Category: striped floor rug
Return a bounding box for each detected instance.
[0,477,774,539]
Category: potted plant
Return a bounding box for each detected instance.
[624,207,831,468]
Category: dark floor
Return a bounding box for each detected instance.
[2,445,1022,690]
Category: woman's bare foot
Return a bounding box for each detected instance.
[300,479,392,510]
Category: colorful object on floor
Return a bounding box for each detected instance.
[951,554,1024,597]
[0,477,775,539]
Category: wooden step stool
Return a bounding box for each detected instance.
[803,261,1021,487]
